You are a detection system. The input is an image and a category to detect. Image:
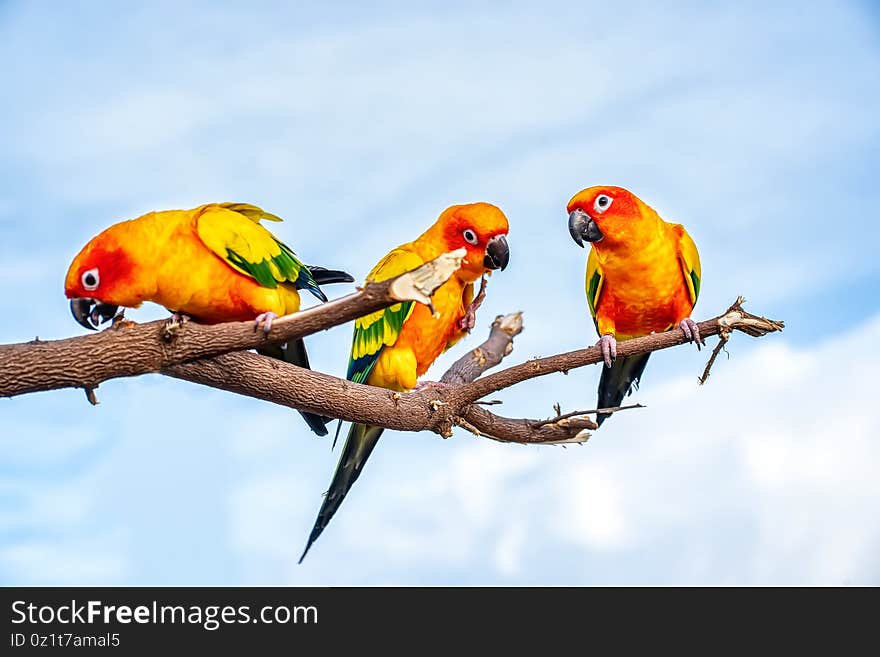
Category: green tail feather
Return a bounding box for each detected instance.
[596,353,651,427]
[307,266,355,286]
[257,339,330,436]
[299,422,384,562]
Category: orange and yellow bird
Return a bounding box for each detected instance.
[299,202,510,561]
[567,186,702,426]
[64,202,353,435]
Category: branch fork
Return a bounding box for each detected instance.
[0,258,784,447]
[699,296,786,385]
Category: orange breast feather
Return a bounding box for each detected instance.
[594,228,694,340]
[366,274,468,391]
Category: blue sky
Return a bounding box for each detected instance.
[1,0,878,584]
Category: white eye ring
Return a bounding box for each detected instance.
[594,194,613,213]
[463,229,478,245]
[81,268,100,291]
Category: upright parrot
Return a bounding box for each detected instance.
[299,202,510,561]
[566,186,702,426]
[64,202,354,435]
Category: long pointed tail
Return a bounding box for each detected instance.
[596,353,651,427]
[299,422,384,562]
[257,339,330,436]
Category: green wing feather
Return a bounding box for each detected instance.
[346,248,422,383]
[585,247,604,331]
[676,225,702,305]
[195,203,324,300]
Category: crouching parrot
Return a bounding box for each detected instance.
[64,202,354,435]
[299,202,510,561]
[566,186,702,426]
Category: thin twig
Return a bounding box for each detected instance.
[698,337,729,385]
[531,403,645,428]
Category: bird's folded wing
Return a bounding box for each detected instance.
[347,247,423,383]
[195,203,323,299]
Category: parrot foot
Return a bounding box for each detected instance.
[254,311,279,334]
[679,318,704,350]
[458,276,488,333]
[597,334,617,368]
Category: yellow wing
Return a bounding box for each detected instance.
[347,246,423,383]
[675,225,702,305]
[195,203,323,299]
[216,202,283,224]
[585,246,604,323]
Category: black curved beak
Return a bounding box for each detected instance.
[483,234,510,271]
[70,298,119,330]
[568,209,603,247]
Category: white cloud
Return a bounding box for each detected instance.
[260,313,880,584]
[553,465,632,551]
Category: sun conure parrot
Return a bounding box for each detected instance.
[64,201,354,435]
[567,186,702,427]
[299,202,510,561]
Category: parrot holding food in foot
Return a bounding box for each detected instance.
[299,202,510,561]
[64,202,354,435]
[566,186,702,427]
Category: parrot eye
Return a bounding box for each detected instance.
[463,229,479,245]
[594,194,613,213]
[81,268,100,291]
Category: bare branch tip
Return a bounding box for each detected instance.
[492,311,524,337]
[541,430,592,446]
[698,335,731,385]
[718,296,785,338]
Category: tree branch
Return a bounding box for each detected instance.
[457,405,597,445]
[1,295,784,445]
[448,297,784,407]
[440,312,523,386]
[169,298,781,444]
[0,249,466,398]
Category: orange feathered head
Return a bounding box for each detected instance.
[64,221,147,329]
[566,185,655,249]
[429,202,510,281]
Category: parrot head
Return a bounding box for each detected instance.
[65,224,145,330]
[566,185,650,249]
[433,202,510,281]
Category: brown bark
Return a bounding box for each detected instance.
[1,293,784,445]
[441,312,524,386]
[0,250,467,398]
[450,297,785,407]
